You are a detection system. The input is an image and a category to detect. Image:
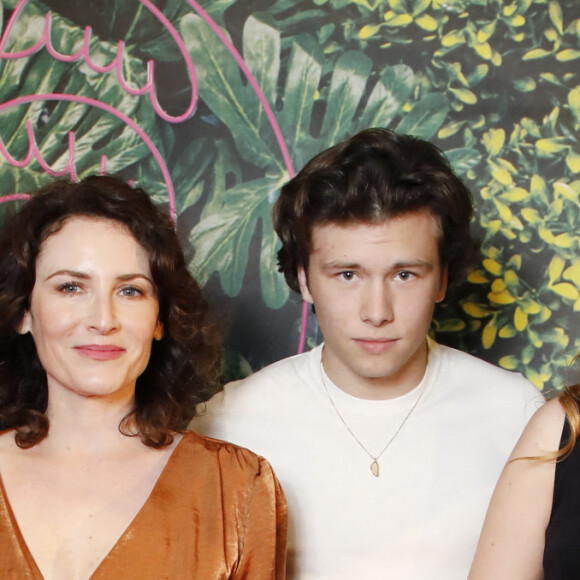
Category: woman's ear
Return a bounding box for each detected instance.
[18,311,32,335]
[154,320,164,341]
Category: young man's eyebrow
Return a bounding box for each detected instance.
[321,260,361,270]
[321,259,435,270]
[391,259,434,269]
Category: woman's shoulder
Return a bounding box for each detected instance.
[531,397,566,423]
[529,397,566,431]
[512,398,566,459]
[178,430,273,478]
[169,432,283,511]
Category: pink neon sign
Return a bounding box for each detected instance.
[0,94,176,216]
[0,0,198,123]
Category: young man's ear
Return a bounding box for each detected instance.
[436,266,448,303]
[297,266,314,304]
[18,311,32,335]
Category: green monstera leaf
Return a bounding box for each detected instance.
[190,169,289,306]
[180,13,283,172]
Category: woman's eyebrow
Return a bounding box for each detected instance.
[44,270,154,284]
[116,273,154,284]
[44,269,90,281]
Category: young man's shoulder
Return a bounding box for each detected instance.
[190,345,321,434]
[431,339,544,406]
[226,345,320,399]
[434,340,527,381]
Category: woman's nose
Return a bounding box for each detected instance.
[86,293,119,334]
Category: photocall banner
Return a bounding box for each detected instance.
[0,0,578,395]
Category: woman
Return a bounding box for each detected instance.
[0,176,287,580]
[468,382,579,579]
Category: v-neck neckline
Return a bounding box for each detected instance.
[0,431,189,580]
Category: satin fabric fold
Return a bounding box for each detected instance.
[0,431,287,579]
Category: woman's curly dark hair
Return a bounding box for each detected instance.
[0,175,221,449]
[273,128,479,293]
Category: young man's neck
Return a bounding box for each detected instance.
[321,340,429,400]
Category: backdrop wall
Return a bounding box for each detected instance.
[0,0,578,396]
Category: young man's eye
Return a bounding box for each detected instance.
[339,271,355,281]
[396,271,415,281]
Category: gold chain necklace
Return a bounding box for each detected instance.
[320,362,426,478]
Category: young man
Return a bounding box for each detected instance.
[191,129,544,579]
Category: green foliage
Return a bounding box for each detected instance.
[455,106,580,391]
[1,0,579,386]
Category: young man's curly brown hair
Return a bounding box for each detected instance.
[273,128,478,294]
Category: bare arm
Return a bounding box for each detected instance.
[468,398,566,580]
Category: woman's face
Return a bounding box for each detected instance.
[19,216,163,405]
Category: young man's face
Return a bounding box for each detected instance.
[298,209,447,400]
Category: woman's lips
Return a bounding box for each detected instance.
[74,345,126,361]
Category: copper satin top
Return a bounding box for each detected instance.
[0,431,287,579]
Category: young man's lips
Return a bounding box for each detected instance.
[74,345,126,360]
[354,338,398,354]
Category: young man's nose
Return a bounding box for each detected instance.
[360,282,394,326]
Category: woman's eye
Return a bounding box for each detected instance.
[57,282,81,293]
[120,286,144,297]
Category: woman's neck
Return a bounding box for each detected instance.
[41,391,138,457]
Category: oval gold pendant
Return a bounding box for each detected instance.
[370,460,379,477]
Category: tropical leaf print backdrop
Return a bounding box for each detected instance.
[0,0,578,395]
